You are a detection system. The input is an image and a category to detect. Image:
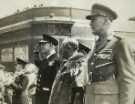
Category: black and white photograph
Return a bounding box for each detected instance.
[0,0,135,104]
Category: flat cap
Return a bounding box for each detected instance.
[86,3,117,21]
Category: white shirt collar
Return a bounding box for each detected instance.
[47,50,56,59]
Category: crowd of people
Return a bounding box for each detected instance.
[0,3,135,104]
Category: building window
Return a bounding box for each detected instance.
[14,45,29,61]
[1,48,13,62]
[47,24,56,34]
[55,24,72,36]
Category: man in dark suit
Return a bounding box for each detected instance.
[35,34,59,104]
[86,3,135,104]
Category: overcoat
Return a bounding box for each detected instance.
[49,53,89,104]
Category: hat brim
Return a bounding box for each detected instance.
[86,14,100,20]
[49,38,58,46]
[16,58,28,64]
[39,40,48,44]
[79,43,90,53]
[86,15,93,20]
[43,34,58,46]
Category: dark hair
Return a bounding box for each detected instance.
[16,58,27,65]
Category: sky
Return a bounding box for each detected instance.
[0,0,135,32]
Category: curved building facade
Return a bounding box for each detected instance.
[0,7,93,71]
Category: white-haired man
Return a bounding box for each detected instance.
[49,38,89,104]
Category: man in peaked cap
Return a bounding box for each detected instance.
[85,3,120,104]
[38,34,58,60]
[35,34,59,104]
[86,3,117,21]
[86,3,135,104]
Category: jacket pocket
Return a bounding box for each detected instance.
[93,80,119,94]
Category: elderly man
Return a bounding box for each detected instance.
[85,3,120,104]
[35,34,59,104]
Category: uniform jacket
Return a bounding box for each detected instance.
[49,52,89,104]
[88,35,119,94]
[85,35,120,104]
[36,53,59,93]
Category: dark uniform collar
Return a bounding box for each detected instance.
[95,33,114,53]
[95,38,107,53]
